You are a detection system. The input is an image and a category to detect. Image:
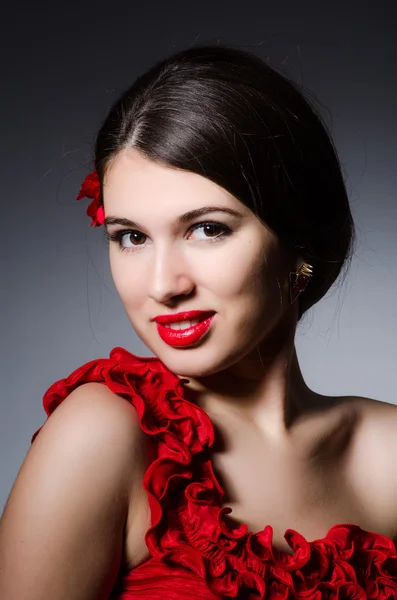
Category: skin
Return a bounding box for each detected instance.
[103,147,397,564]
[104,147,312,439]
[2,148,396,598]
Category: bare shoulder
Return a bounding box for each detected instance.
[350,394,397,445]
[0,382,145,599]
[31,381,144,479]
[41,380,140,427]
[345,395,397,536]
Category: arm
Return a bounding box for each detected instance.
[0,382,142,600]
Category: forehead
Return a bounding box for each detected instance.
[103,148,247,214]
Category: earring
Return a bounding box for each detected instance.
[289,262,313,304]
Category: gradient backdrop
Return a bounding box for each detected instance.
[1,1,396,511]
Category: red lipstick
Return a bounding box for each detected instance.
[152,310,214,324]
[152,310,215,348]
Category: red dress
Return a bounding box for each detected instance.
[31,347,397,599]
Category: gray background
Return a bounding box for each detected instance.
[1,1,396,512]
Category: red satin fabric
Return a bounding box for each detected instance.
[32,347,397,599]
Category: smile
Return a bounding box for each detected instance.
[155,315,215,347]
[163,319,200,330]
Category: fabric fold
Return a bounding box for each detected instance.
[32,347,397,599]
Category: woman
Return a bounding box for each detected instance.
[1,44,396,599]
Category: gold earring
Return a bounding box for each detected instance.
[289,263,313,304]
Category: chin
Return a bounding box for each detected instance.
[139,322,259,379]
[155,341,243,381]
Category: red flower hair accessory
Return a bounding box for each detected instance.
[76,171,105,227]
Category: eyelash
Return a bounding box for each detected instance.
[104,221,232,252]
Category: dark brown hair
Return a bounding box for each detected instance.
[94,44,355,319]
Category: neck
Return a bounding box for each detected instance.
[182,315,316,439]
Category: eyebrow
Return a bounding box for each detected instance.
[104,205,244,228]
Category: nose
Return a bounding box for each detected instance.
[148,244,195,305]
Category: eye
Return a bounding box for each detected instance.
[104,230,147,251]
[188,221,231,240]
[104,220,232,252]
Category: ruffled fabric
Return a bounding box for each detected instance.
[32,347,397,599]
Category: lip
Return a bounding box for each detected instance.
[152,310,215,325]
[155,315,215,348]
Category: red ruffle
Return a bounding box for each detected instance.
[32,348,397,599]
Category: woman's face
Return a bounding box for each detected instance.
[103,148,297,379]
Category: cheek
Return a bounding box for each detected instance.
[225,249,289,327]
[109,239,287,316]
[211,247,281,301]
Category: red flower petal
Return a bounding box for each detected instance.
[76,171,103,227]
